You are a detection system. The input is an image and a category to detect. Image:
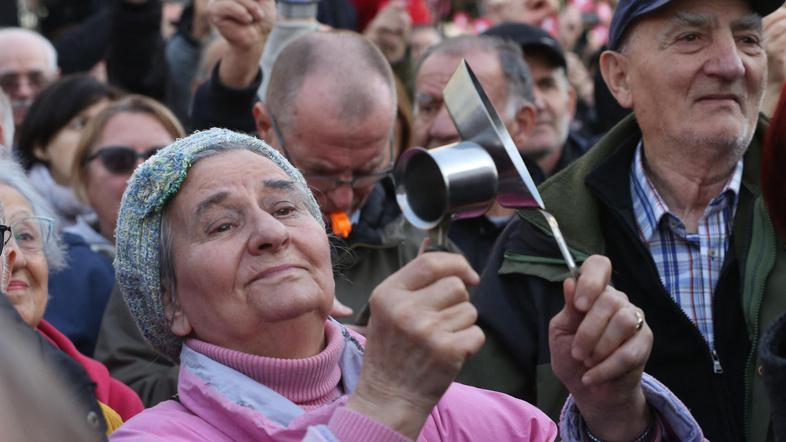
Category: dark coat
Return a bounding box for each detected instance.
[459,114,786,442]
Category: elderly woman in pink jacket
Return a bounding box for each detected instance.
[109,128,702,442]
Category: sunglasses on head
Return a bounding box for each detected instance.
[84,145,162,175]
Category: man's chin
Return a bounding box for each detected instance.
[521,145,556,161]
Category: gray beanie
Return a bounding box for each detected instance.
[114,128,323,362]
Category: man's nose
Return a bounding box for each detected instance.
[703,35,746,81]
[533,88,546,111]
[427,107,461,148]
[14,76,35,99]
[326,184,355,214]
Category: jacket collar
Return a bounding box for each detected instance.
[516,113,769,257]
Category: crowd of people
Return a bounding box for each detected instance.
[1,0,786,440]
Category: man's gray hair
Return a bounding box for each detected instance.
[0,28,58,73]
[265,30,397,130]
[0,157,66,271]
[418,35,535,118]
[0,90,13,149]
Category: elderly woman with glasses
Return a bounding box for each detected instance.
[110,128,701,441]
[70,94,184,256]
[0,157,143,432]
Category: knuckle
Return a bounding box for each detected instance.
[465,303,479,323]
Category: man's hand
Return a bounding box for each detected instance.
[550,255,653,442]
[208,0,275,87]
[364,0,412,64]
[763,6,786,116]
[346,253,483,439]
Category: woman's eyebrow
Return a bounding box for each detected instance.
[262,179,296,191]
[194,191,230,218]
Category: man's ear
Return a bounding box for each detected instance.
[162,286,192,337]
[253,102,274,142]
[599,50,633,109]
[511,102,537,148]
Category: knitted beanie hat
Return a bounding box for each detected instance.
[114,128,323,362]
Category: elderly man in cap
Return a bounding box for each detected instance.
[483,23,592,178]
[463,0,786,441]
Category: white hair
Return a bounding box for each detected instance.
[0,90,13,149]
[0,157,66,270]
[0,28,58,73]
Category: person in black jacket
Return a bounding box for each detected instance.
[483,23,594,178]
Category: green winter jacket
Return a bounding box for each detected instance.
[461,113,786,442]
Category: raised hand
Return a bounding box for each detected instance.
[208,0,275,87]
[550,255,653,441]
[346,252,483,439]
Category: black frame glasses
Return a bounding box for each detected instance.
[269,112,394,192]
[84,145,162,175]
[0,224,10,255]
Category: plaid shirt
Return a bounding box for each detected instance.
[630,144,742,349]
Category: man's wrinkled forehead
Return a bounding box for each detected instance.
[609,0,771,50]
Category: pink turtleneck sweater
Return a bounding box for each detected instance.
[185,322,410,442]
[187,321,344,411]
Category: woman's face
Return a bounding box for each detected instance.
[166,150,335,358]
[0,184,49,327]
[34,100,108,186]
[84,112,175,242]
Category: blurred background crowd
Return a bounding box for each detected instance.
[2,0,786,440]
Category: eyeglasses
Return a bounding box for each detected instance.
[9,216,54,254]
[84,145,161,175]
[0,71,50,95]
[269,112,394,191]
[0,224,10,255]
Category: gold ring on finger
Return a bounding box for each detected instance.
[633,310,645,331]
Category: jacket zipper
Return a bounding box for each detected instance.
[711,349,724,374]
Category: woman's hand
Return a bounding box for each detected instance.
[346,252,483,439]
[550,255,653,441]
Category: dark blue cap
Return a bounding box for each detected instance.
[608,0,784,51]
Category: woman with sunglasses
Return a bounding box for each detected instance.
[0,157,143,433]
[72,95,185,257]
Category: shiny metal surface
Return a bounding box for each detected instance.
[395,60,580,277]
[395,142,498,231]
[540,209,580,280]
[443,60,544,209]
